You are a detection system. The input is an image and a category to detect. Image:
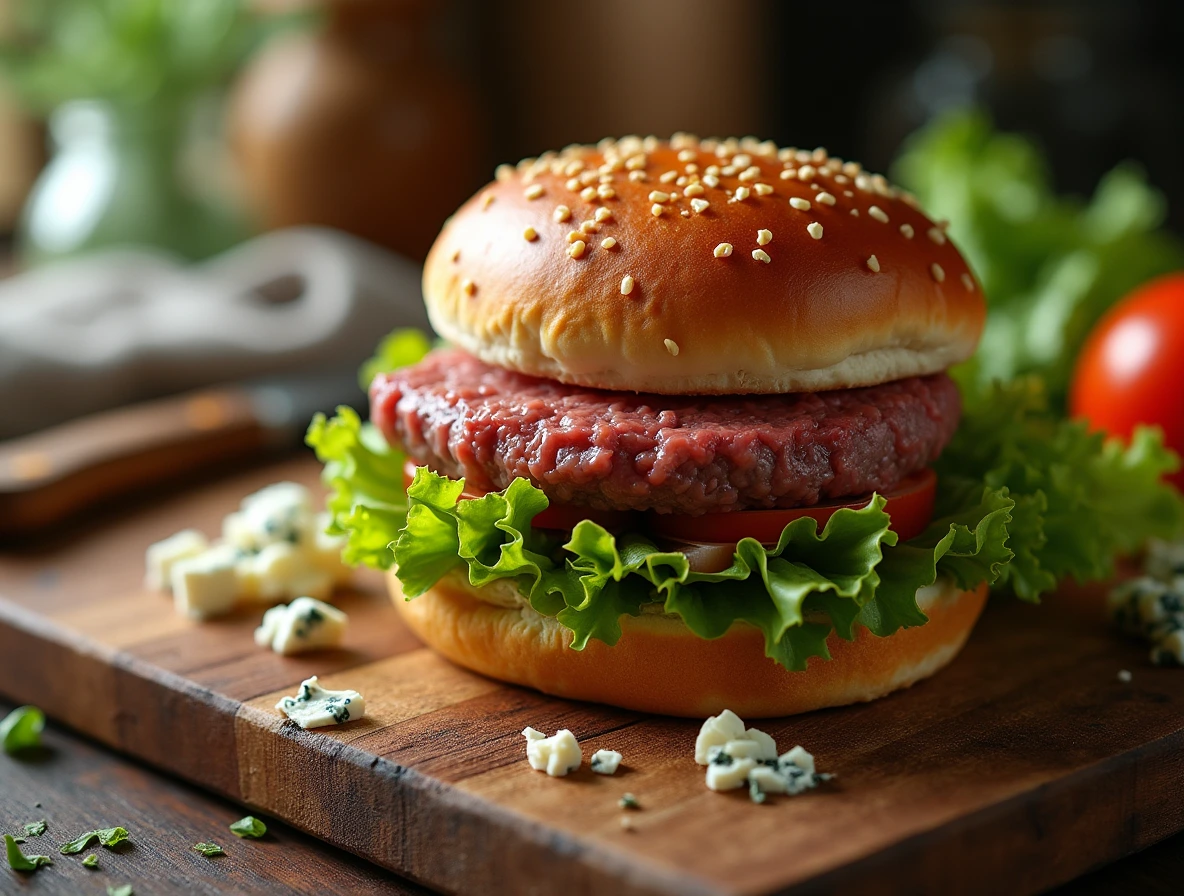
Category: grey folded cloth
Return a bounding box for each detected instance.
[0,227,431,439]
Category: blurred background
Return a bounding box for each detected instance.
[1,0,1183,532]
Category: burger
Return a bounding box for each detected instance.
[311,134,1012,718]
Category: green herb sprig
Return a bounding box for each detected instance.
[4,833,52,871]
[1,705,44,754]
[229,816,267,839]
[59,826,130,854]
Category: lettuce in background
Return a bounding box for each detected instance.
[892,109,1184,407]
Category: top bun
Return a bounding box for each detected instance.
[422,135,985,394]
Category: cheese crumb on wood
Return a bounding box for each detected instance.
[145,529,208,591]
[171,544,240,619]
[696,709,831,800]
[590,749,623,775]
[255,597,348,655]
[276,676,365,729]
[523,727,582,777]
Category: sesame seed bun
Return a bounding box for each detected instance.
[422,135,986,395]
[388,570,988,718]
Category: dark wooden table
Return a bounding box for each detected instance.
[0,700,425,895]
[1,700,1181,895]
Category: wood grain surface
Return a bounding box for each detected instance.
[0,699,424,895]
[2,456,1183,896]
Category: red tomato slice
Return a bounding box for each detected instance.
[402,460,638,531]
[648,468,937,546]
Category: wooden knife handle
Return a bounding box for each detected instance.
[0,388,271,537]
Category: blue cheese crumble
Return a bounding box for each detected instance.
[695,710,831,802]
[276,676,365,729]
[145,482,351,619]
[1108,538,1184,666]
[255,597,348,655]
[590,749,623,775]
[523,727,582,777]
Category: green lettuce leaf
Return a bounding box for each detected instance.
[307,407,409,570]
[357,329,433,391]
[936,378,1183,598]
[392,469,1012,671]
[893,108,1184,407]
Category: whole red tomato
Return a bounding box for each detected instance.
[1070,273,1184,489]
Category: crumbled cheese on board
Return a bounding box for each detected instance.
[523,727,582,777]
[276,676,365,729]
[145,482,351,619]
[695,710,831,801]
[1108,539,1184,665]
[255,597,348,655]
[590,749,623,775]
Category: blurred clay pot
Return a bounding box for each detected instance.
[230,0,484,261]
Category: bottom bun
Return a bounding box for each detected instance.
[388,571,989,718]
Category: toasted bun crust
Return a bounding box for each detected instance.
[422,136,985,394]
[388,571,988,718]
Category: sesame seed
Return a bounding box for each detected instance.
[866,255,880,272]
[816,191,836,206]
[753,183,774,196]
[757,229,772,245]
[628,170,647,182]
[649,190,671,203]
[812,147,828,163]
[580,186,597,201]
[843,190,854,198]
[738,166,761,182]
[595,207,612,222]
[833,174,850,185]
[795,150,812,163]
[579,170,598,186]
[664,338,680,356]
[789,197,811,210]
[900,223,914,239]
[461,279,477,296]
[568,240,587,259]
[931,263,945,282]
[685,163,699,174]
[854,174,872,192]
[482,191,496,209]
[780,168,798,180]
[961,272,975,291]
[651,203,664,217]
[927,227,947,245]
[580,220,600,234]
[523,226,538,241]
[598,173,613,184]
[733,153,752,168]
[676,176,688,187]
[702,174,720,188]
[751,248,771,265]
[553,205,571,223]
[705,164,721,176]
[721,165,737,176]
[842,161,862,176]
[684,183,705,197]
[524,184,544,200]
[714,242,733,258]
[601,237,617,249]
[660,170,679,183]
[565,177,580,192]
[566,230,583,243]
[690,198,710,213]
[621,275,635,295]
[680,210,690,217]
[807,222,823,239]
[678,149,696,162]
[495,163,514,182]
[849,209,859,216]
[734,186,751,201]
[798,165,817,181]
[597,184,615,199]
[868,205,889,223]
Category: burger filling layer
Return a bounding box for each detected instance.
[370,348,961,515]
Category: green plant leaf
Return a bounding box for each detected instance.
[59,826,130,854]
[193,841,224,857]
[1,705,44,754]
[5,834,51,871]
[228,816,266,839]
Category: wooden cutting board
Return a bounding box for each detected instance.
[2,456,1183,896]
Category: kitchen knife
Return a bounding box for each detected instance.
[0,372,363,539]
